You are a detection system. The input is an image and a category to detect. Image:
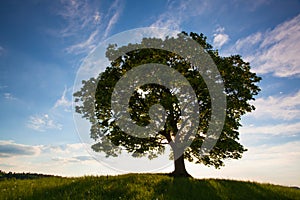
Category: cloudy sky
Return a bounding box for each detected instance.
[1,0,300,186]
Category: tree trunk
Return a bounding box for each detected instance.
[165,131,191,177]
[170,151,191,177]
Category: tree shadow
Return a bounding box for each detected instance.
[152,177,220,200]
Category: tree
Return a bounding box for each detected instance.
[74,32,261,177]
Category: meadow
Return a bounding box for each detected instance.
[1,173,300,199]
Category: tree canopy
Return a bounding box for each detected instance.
[74,32,261,177]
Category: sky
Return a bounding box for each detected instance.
[0,0,300,187]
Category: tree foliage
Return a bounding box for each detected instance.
[74,32,261,174]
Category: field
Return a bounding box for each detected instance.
[1,173,299,200]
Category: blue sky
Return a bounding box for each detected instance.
[1,0,300,186]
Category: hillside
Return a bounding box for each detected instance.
[0,173,299,199]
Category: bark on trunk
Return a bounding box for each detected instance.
[170,151,191,177]
[165,131,191,177]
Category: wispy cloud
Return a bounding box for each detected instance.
[3,93,17,101]
[229,13,300,77]
[66,30,99,54]
[26,86,72,131]
[151,0,209,30]
[151,14,181,31]
[249,90,300,121]
[235,32,262,52]
[73,155,94,161]
[53,87,72,111]
[0,46,4,55]
[57,0,124,54]
[42,143,85,154]
[233,0,272,12]
[51,155,94,163]
[58,0,98,37]
[0,85,8,89]
[103,0,122,38]
[213,27,229,49]
[27,114,62,132]
[93,11,101,23]
[249,0,271,11]
[0,140,40,157]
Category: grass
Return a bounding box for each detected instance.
[0,173,299,200]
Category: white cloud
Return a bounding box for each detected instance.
[249,90,300,120]
[213,27,229,49]
[42,143,85,154]
[188,141,300,186]
[241,122,300,136]
[0,141,113,176]
[27,114,62,132]
[213,33,229,49]
[230,13,300,77]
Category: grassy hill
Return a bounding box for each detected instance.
[0,173,299,200]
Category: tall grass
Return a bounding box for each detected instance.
[1,174,299,199]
